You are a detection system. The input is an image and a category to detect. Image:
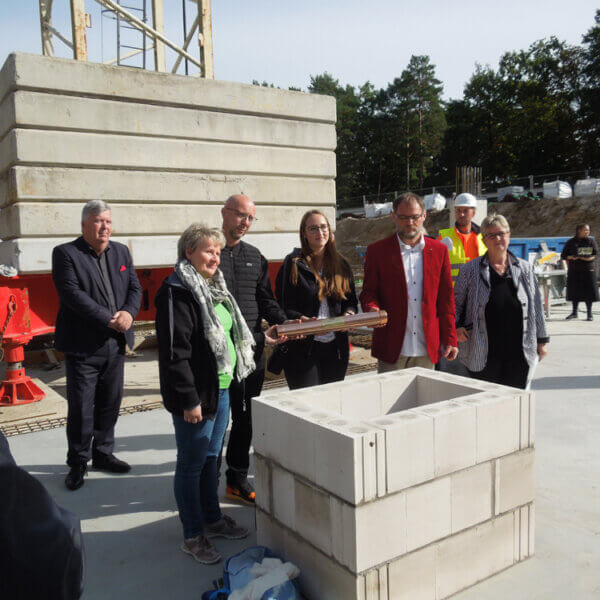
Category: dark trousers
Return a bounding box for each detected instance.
[65,338,125,467]
[284,340,348,390]
[468,353,529,390]
[222,351,266,481]
[572,301,593,315]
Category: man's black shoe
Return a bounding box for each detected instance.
[92,453,131,473]
[65,464,87,490]
[565,313,578,320]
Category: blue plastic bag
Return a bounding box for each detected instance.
[223,546,301,600]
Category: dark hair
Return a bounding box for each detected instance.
[290,210,352,301]
[575,223,590,236]
[393,192,425,213]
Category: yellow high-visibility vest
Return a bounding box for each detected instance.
[439,227,487,284]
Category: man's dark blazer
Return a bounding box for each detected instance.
[52,237,142,356]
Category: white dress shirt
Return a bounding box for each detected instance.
[398,234,427,357]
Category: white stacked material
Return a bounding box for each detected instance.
[497,186,524,202]
[364,202,393,218]
[424,193,446,211]
[0,53,337,272]
[253,367,535,600]
[574,178,600,198]
[543,181,572,200]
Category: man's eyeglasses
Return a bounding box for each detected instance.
[225,207,257,223]
[394,212,424,222]
[484,231,509,240]
[306,224,329,234]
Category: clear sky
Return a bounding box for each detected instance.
[0,1,597,99]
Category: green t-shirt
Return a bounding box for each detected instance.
[214,302,237,389]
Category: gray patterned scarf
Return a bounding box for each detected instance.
[175,259,255,381]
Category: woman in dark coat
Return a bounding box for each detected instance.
[155,223,278,565]
[561,223,599,321]
[275,209,358,389]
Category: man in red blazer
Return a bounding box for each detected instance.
[360,192,458,371]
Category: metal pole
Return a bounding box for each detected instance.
[39,0,55,56]
[151,0,165,71]
[198,0,214,78]
[70,0,88,60]
[171,15,199,74]
[142,0,147,69]
[182,0,188,75]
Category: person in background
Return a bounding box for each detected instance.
[155,224,279,564]
[360,192,458,372]
[218,194,286,506]
[454,214,549,389]
[561,223,598,321]
[438,192,486,285]
[275,209,358,389]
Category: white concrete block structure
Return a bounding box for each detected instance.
[0,53,337,272]
[253,367,535,600]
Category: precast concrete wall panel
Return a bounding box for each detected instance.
[4,167,335,208]
[0,53,337,273]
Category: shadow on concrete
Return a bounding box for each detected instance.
[114,433,176,452]
[532,375,600,390]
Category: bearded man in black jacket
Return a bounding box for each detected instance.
[218,194,286,504]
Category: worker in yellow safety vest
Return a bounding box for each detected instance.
[438,193,487,284]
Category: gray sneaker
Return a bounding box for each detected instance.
[181,535,222,564]
[205,514,249,540]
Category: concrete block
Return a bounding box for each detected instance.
[0,172,7,206]
[5,166,336,208]
[378,374,417,413]
[529,502,535,556]
[253,453,271,513]
[405,477,451,552]
[519,505,529,560]
[529,393,536,447]
[272,465,295,529]
[330,495,356,569]
[370,410,435,493]
[0,231,298,273]
[294,479,333,555]
[365,567,389,600]
[460,394,520,462]
[313,420,365,505]
[495,448,535,514]
[418,401,477,477]
[354,491,407,572]
[388,546,436,600]
[3,90,336,150]
[0,129,336,178]
[415,375,480,407]
[362,430,379,502]
[298,384,343,414]
[257,510,366,600]
[436,512,515,600]
[451,462,493,533]
[0,92,15,143]
[0,201,336,238]
[1,53,337,123]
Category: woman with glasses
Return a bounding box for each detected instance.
[454,214,549,389]
[274,209,358,389]
[561,223,598,321]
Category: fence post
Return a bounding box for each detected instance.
[529,175,533,192]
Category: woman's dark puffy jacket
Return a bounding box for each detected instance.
[155,273,220,418]
[274,248,358,361]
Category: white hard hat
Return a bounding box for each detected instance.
[454,193,478,208]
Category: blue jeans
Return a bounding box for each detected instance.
[172,389,230,539]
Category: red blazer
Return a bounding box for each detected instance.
[360,234,457,364]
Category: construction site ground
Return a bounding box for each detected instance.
[1,303,599,599]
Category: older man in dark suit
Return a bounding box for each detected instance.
[52,200,142,490]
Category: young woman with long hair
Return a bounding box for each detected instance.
[274,209,358,389]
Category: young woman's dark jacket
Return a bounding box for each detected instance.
[155,272,220,418]
[274,248,358,361]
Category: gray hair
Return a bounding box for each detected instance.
[481,213,510,236]
[177,223,226,261]
[82,200,110,222]
[393,192,425,212]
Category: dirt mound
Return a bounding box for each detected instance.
[336,197,600,268]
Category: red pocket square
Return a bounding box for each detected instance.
[120,265,127,272]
